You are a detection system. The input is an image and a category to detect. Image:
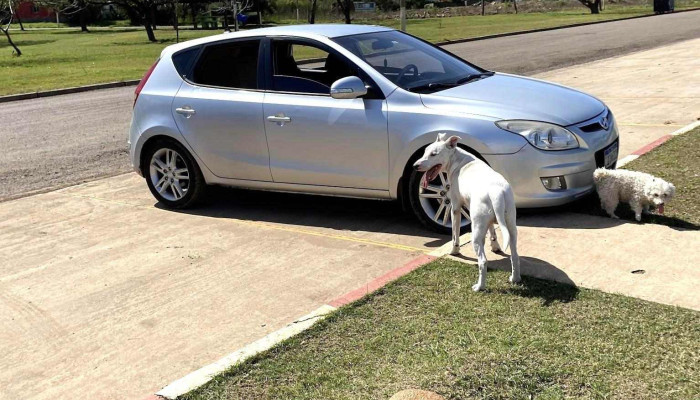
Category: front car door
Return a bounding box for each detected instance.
[262,37,389,191]
[172,38,272,181]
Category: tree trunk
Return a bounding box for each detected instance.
[256,0,262,26]
[144,22,157,42]
[481,0,485,15]
[513,0,518,13]
[191,4,197,29]
[2,28,22,56]
[150,5,157,29]
[342,0,351,23]
[586,0,600,13]
[15,14,25,31]
[308,0,317,24]
[79,8,89,32]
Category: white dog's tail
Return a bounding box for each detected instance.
[490,187,516,252]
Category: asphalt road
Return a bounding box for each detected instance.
[2,10,700,201]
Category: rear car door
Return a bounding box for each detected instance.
[172,38,272,181]
[262,37,389,190]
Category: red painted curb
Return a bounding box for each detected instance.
[329,254,437,308]
[631,134,672,156]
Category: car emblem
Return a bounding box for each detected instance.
[600,115,609,130]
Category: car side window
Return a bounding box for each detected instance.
[191,40,260,89]
[172,47,200,79]
[271,40,357,94]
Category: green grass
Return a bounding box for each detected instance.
[571,127,700,230]
[0,29,215,95]
[2,2,699,95]
[181,259,700,400]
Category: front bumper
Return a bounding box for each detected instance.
[486,111,619,208]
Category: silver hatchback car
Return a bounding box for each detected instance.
[129,24,618,232]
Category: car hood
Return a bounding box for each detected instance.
[420,73,605,126]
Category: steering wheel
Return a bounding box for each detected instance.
[396,64,419,84]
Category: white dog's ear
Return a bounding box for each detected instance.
[436,133,447,142]
[446,135,461,149]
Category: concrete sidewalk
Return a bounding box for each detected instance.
[444,213,700,311]
[2,39,700,400]
[534,38,700,158]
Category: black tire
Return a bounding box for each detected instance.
[143,139,206,209]
[407,168,471,235]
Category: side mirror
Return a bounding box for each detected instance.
[330,76,368,99]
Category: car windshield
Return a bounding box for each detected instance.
[333,30,490,93]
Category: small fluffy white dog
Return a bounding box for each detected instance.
[593,168,675,221]
[413,134,520,292]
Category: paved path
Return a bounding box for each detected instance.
[536,37,700,158]
[2,10,700,201]
[2,36,700,399]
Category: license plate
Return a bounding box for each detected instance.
[604,142,619,168]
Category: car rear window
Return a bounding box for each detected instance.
[191,40,260,89]
[172,47,200,79]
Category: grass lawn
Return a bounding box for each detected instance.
[182,259,699,400]
[571,127,700,230]
[2,2,699,95]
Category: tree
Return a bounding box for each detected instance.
[36,0,92,32]
[578,0,601,14]
[336,0,352,24]
[108,0,172,41]
[212,0,254,31]
[1,0,21,55]
[10,0,24,30]
[308,0,316,23]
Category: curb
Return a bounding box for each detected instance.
[0,80,140,104]
[145,253,440,400]
[434,7,700,47]
[6,8,700,105]
[617,120,700,167]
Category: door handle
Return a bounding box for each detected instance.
[267,114,291,126]
[175,106,196,118]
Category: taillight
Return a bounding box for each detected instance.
[134,58,160,108]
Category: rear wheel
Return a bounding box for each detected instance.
[144,139,205,209]
[408,168,471,234]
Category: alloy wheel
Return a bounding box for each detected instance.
[418,171,470,228]
[149,148,190,201]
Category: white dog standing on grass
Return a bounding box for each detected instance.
[414,134,520,292]
[593,168,675,221]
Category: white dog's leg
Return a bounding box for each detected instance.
[508,227,521,284]
[630,198,643,222]
[600,192,620,219]
[488,223,500,252]
[471,223,488,292]
[450,204,461,255]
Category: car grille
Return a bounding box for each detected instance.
[579,121,605,132]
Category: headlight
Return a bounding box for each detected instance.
[495,120,579,150]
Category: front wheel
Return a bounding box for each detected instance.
[144,139,205,209]
[408,169,471,234]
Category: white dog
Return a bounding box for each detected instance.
[593,168,675,221]
[413,134,520,292]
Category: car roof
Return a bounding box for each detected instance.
[164,24,394,55]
